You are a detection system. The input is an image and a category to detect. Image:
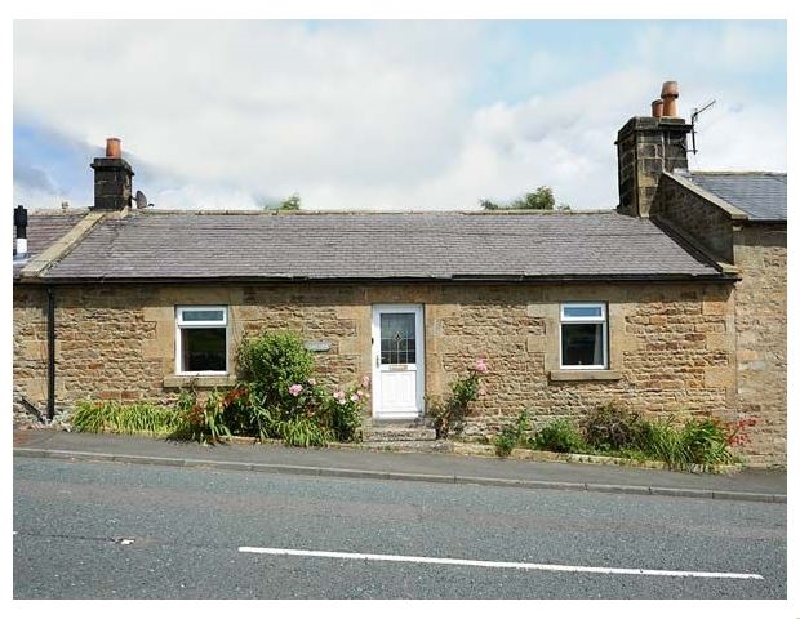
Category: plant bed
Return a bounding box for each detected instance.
[479,404,753,474]
[450,440,744,474]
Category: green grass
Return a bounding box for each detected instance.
[72,401,184,437]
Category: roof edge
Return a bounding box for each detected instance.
[665,171,750,221]
[18,211,111,281]
[33,272,736,286]
[682,170,786,178]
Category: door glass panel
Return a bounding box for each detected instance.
[380,313,416,365]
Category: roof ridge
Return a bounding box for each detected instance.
[129,208,620,216]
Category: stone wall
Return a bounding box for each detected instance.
[651,174,735,264]
[732,224,787,466]
[13,285,48,424]
[12,279,765,460]
[428,283,735,439]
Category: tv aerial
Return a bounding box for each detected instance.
[689,99,716,155]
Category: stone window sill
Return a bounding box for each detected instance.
[548,369,622,382]
[163,375,236,389]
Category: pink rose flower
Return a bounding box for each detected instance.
[333,390,345,400]
[475,359,488,374]
[288,384,303,397]
[350,394,359,402]
[356,390,364,398]
[307,378,316,386]
[361,375,371,388]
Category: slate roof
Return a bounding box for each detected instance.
[40,210,723,281]
[13,212,87,278]
[678,171,787,222]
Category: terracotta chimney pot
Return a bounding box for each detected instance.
[652,99,664,118]
[661,80,679,117]
[106,137,121,158]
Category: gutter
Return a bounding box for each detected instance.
[35,272,738,286]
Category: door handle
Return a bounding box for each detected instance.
[376,354,380,368]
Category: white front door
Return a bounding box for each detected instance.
[372,304,425,419]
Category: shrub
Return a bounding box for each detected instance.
[493,432,517,458]
[680,418,732,465]
[532,418,586,454]
[237,331,314,412]
[579,401,645,452]
[322,380,367,443]
[430,358,489,439]
[494,411,532,457]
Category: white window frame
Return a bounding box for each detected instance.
[175,306,229,375]
[559,302,608,370]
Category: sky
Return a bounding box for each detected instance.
[11,19,787,211]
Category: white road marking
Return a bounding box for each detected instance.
[238,546,764,580]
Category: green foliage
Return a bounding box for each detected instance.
[72,400,183,436]
[480,186,570,211]
[532,418,586,454]
[513,402,738,469]
[202,389,232,444]
[170,388,231,444]
[322,383,367,443]
[237,331,314,412]
[579,401,645,452]
[636,418,687,467]
[272,417,330,447]
[511,186,555,210]
[493,410,532,457]
[429,359,489,439]
[493,433,517,458]
[279,193,301,210]
[72,330,365,447]
[680,418,732,465]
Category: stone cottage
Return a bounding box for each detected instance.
[12,82,787,466]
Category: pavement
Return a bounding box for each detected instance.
[13,428,787,504]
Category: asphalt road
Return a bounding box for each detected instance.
[13,458,786,600]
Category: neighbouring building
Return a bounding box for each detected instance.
[12,82,787,466]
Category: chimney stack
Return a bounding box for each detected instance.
[616,80,691,217]
[90,137,134,210]
[14,204,28,258]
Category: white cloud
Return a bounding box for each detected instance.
[13,20,786,211]
[633,21,786,76]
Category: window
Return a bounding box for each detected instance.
[176,306,228,374]
[560,303,607,369]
